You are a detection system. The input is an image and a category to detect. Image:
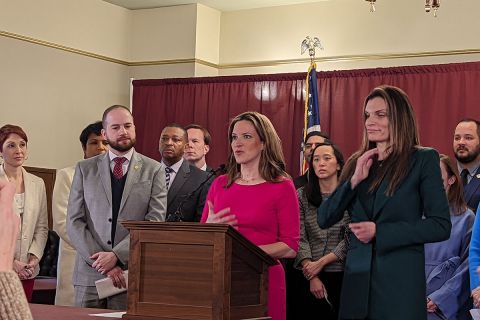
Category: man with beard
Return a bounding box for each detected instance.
[159,124,212,222]
[453,118,480,210]
[67,105,167,309]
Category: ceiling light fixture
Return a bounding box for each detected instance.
[365,0,376,12]
[425,0,440,17]
[366,0,440,17]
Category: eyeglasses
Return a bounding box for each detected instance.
[304,143,319,150]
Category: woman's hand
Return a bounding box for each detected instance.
[27,254,39,270]
[205,201,238,227]
[13,260,32,280]
[426,298,438,313]
[303,259,324,280]
[309,277,326,299]
[350,148,378,189]
[0,180,20,272]
[349,222,376,243]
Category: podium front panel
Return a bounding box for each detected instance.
[124,223,272,320]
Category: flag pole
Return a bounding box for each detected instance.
[300,36,324,175]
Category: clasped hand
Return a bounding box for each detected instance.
[91,251,118,274]
[13,255,39,280]
[302,260,323,280]
[205,201,238,227]
[107,266,127,289]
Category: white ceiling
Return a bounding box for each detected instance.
[102,0,331,12]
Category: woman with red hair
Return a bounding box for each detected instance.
[0,124,48,301]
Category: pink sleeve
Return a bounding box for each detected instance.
[200,176,220,223]
[276,179,300,251]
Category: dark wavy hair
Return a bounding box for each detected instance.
[340,85,420,196]
[304,142,345,207]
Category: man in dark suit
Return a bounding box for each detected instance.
[67,105,167,309]
[159,124,212,222]
[453,118,480,210]
[293,131,330,189]
[184,124,212,172]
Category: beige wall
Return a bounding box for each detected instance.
[1,0,479,169]
[195,4,221,65]
[219,0,480,73]
[0,36,129,169]
[129,4,197,61]
[0,0,130,60]
[130,63,196,79]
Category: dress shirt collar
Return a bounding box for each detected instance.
[162,158,184,173]
[108,148,134,163]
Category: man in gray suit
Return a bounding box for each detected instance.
[67,105,167,310]
[159,124,212,222]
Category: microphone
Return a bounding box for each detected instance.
[166,164,225,222]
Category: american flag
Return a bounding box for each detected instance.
[300,62,321,174]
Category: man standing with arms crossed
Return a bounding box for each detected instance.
[67,105,167,309]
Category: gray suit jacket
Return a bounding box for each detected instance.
[67,150,167,286]
[167,160,212,222]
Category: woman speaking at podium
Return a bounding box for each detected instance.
[201,111,300,320]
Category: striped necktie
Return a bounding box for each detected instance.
[165,166,173,189]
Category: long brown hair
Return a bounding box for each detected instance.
[225,111,289,187]
[340,85,420,196]
[440,154,467,215]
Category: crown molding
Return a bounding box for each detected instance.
[2,30,480,70]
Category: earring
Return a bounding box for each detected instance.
[25,156,28,161]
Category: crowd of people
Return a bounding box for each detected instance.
[1,85,480,320]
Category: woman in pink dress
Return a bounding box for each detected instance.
[201,111,300,320]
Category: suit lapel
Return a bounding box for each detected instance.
[119,151,142,214]
[465,175,480,204]
[372,178,390,220]
[21,168,33,224]
[167,160,190,208]
[372,152,418,219]
[98,153,112,207]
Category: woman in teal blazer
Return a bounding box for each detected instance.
[317,85,451,320]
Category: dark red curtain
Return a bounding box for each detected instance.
[133,62,480,177]
[132,74,306,175]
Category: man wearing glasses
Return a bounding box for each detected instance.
[293,131,330,189]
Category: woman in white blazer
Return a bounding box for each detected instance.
[52,121,108,306]
[0,124,48,302]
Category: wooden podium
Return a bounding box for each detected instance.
[122,222,277,320]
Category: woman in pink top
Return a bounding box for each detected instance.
[201,111,300,320]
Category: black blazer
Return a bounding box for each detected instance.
[465,167,480,211]
[167,160,213,222]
